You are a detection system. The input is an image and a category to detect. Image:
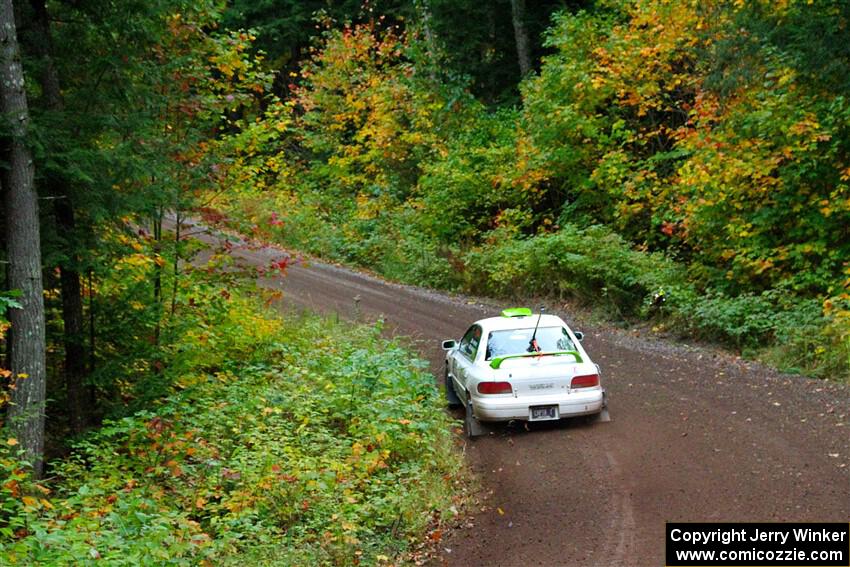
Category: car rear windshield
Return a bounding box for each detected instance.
[485,326,576,360]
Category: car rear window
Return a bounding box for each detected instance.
[485,326,576,360]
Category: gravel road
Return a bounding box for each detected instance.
[185,220,850,567]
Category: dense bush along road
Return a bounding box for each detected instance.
[191,222,850,567]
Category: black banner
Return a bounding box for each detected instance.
[666,523,850,567]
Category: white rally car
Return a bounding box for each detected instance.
[442,308,609,437]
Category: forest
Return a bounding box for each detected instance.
[0,0,848,563]
[216,0,849,378]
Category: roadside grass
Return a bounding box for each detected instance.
[0,277,465,565]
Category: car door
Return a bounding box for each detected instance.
[453,324,482,404]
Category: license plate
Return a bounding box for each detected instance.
[529,405,559,421]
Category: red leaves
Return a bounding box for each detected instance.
[270,464,298,483]
[269,212,284,227]
[146,416,169,436]
[269,257,291,275]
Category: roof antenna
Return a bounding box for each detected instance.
[528,306,545,352]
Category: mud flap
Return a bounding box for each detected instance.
[595,390,611,423]
[445,370,461,407]
[465,403,487,437]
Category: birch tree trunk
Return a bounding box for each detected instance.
[0,0,47,476]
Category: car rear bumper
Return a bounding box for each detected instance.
[471,389,605,422]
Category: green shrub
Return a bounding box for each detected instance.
[0,282,463,565]
[463,224,684,317]
[461,226,848,381]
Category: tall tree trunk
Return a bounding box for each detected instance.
[152,207,162,348]
[485,4,497,104]
[2,258,9,369]
[510,0,532,77]
[29,0,87,433]
[88,268,95,373]
[0,0,47,476]
[55,205,87,433]
[170,211,180,317]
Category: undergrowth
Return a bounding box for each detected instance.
[462,228,849,380]
[0,276,464,565]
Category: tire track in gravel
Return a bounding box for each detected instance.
[604,451,638,567]
[181,220,850,567]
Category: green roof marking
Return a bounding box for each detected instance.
[501,307,532,318]
[489,350,583,369]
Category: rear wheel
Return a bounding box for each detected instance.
[445,366,461,407]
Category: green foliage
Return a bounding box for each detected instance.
[222,0,413,79]
[296,22,449,202]
[16,0,286,438]
[206,1,850,381]
[463,224,683,316]
[426,0,571,104]
[0,277,462,565]
[415,107,528,244]
[512,0,850,298]
[461,226,847,378]
[0,291,22,338]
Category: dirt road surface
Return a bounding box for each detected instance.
[186,221,850,567]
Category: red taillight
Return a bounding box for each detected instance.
[571,374,599,388]
[477,381,513,395]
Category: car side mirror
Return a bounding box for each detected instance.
[442,339,457,350]
[574,332,584,342]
